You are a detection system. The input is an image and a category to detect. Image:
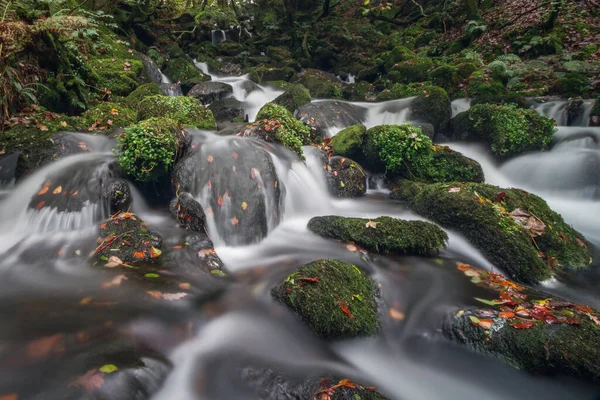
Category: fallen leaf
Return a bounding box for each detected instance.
[207,155,214,163]
[104,256,124,268]
[68,369,104,393]
[99,364,118,374]
[27,334,63,358]
[147,291,162,299]
[60,121,68,127]
[448,187,461,193]
[217,195,223,207]
[150,247,162,258]
[498,311,515,319]
[511,321,535,329]
[389,308,405,320]
[0,394,18,400]
[231,216,239,225]
[144,273,159,278]
[576,238,587,248]
[101,274,127,288]
[37,184,50,195]
[365,220,377,229]
[110,108,119,115]
[162,292,188,301]
[133,251,146,259]
[179,283,191,290]
[337,297,354,318]
[299,277,319,283]
[510,208,546,237]
[475,297,503,306]
[241,201,248,211]
[345,244,358,252]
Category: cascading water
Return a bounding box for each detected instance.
[211,30,227,46]
[532,100,569,126]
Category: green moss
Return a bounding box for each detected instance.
[81,102,136,129]
[147,48,166,69]
[272,259,379,339]
[389,57,433,83]
[137,96,216,129]
[581,44,598,60]
[122,83,163,110]
[115,117,181,182]
[410,86,452,130]
[456,62,478,79]
[429,65,458,92]
[291,69,342,99]
[247,66,295,83]
[87,58,144,96]
[163,57,209,83]
[342,81,374,101]
[308,216,448,255]
[376,83,433,101]
[454,104,556,157]
[330,124,367,159]
[273,84,311,113]
[402,182,592,283]
[558,73,589,97]
[384,46,415,72]
[0,125,54,178]
[409,146,485,183]
[255,103,312,157]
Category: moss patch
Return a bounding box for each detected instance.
[255,102,312,157]
[397,182,593,283]
[163,57,209,83]
[308,215,448,255]
[87,58,144,96]
[273,83,311,113]
[122,83,163,110]
[272,259,379,339]
[453,104,556,157]
[137,95,216,129]
[330,124,367,159]
[291,69,342,99]
[80,102,136,130]
[409,86,452,131]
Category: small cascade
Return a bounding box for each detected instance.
[160,83,183,97]
[532,100,569,126]
[347,74,356,84]
[211,30,227,46]
[451,98,471,118]
[362,97,414,128]
[159,69,172,84]
[573,99,595,127]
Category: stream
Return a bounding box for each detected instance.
[0,65,599,399]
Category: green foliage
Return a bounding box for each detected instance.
[558,73,589,96]
[87,58,143,96]
[429,65,458,92]
[115,117,180,182]
[272,259,379,339]
[137,95,216,129]
[454,104,556,157]
[122,83,163,110]
[291,69,342,99]
[81,102,136,129]
[307,216,448,255]
[389,57,433,83]
[409,146,485,184]
[256,102,311,157]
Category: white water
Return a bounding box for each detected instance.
[451,98,471,118]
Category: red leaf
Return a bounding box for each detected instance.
[299,277,319,283]
[133,251,146,259]
[498,311,515,319]
[338,298,354,319]
[27,334,63,358]
[511,321,535,329]
[68,369,104,393]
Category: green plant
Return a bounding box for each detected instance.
[115,117,180,182]
[369,124,432,174]
[256,102,311,157]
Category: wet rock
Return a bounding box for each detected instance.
[443,263,600,385]
[308,216,448,255]
[170,192,207,232]
[591,96,600,127]
[393,182,593,283]
[325,156,367,198]
[102,179,132,213]
[567,97,584,126]
[273,83,311,114]
[290,69,343,99]
[409,86,452,132]
[0,152,19,183]
[137,96,216,129]
[453,104,556,158]
[330,124,367,160]
[297,101,366,138]
[272,259,380,339]
[159,83,184,97]
[239,79,261,94]
[246,65,295,83]
[187,82,234,104]
[172,138,283,246]
[209,98,245,123]
[163,57,209,83]
[92,212,162,266]
[138,53,163,84]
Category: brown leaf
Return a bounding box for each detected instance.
[104,256,124,268]
[27,334,63,358]
[68,369,104,393]
[365,220,377,229]
[102,274,127,288]
[576,238,587,248]
[509,208,546,237]
[389,308,405,320]
[162,292,188,301]
[0,394,18,400]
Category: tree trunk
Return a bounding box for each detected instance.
[542,0,562,30]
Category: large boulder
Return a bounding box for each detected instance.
[444,262,600,384]
[80,102,137,131]
[87,58,144,96]
[187,82,233,104]
[392,182,593,283]
[272,259,380,339]
[308,216,448,255]
[325,156,367,198]
[173,137,283,246]
[122,83,163,111]
[409,86,452,132]
[137,96,217,129]
[163,57,209,83]
[290,69,343,99]
[273,83,311,114]
[453,104,556,157]
[209,98,245,123]
[297,101,366,138]
[330,124,367,160]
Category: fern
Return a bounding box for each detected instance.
[495,54,521,63]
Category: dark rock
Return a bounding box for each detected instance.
[290,69,342,99]
[170,192,207,232]
[102,179,132,213]
[273,83,311,114]
[209,98,245,123]
[297,101,366,138]
[0,152,19,183]
[325,156,367,198]
[409,86,452,132]
[187,82,233,104]
[137,53,163,84]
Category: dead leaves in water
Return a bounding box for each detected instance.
[68,369,104,393]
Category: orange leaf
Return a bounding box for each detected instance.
[0,394,18,400]
[575,304,594,313]
[146,291,162,299]
[37,184,50,195]
[207,155,214,163]
[511,321,535,329]
[68,369,104,393]
[133,251,146,259]
[206,207,214,216]
[477,319,493,329]
[35,201,45,210]
[241,201,248,211]
[52,186,62,195]
[337,298,354,319]
[27,334,63,358]
[456,263,472,271]
[179,283,191,290]
[389,308,405,321]
[101,274,127,288]
[498,311,515,319]
[99,223,107,229]
[217,196,224,207]
[150,247,162,258]
[231,216,239,225]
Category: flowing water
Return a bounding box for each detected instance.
[0,66,599,400]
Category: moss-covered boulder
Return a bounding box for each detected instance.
[330,124,367,160]
[453,104,556,157]
[273,83,311,114]
[92,211,162,266]
[384,45,415,72]
[325,157,367,198]
[272,259,379,339]
[342,81,376,101]
[115,117,186,182]
[187,82,233,104]
[362,125,483,183]
[80,102,136,131]
[291,69,343,99]
[393,182,593,283]
[444,262,600,384]
[163,57,209,83]
[558,73,589,97]
[429,65,458,93]
[122,83,163,110]
[208,98,245,123]
[137,96,216,129]
[87,58,144,96]
[246,66,295,83]
[308,216,448,255]
[240,102,312,157]
[376,83,433,101]
[409,86,452,131]
[389,57,433,83]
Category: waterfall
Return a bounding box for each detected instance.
[451,98,471,118]
[211,30,227,46]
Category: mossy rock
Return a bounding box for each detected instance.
[147,48,166,69]
[325,157,367,198]
[273,83,311,114]
[409,86,452,131]
[466,75,505,104]
[251,102,312,157]
[308,215,448,255]
[163,57,209,83]
[395,182,593,283]
[291,69,343,99]
[375,83,433,101]
[389,57,433,83]
[342,81,375,101]
[137,96,216,129]
[247,66,295,83]
[558,73,589,97]
[443,264,600,384]
[115,117,185,182]
[453,104,556,157]
[429,65,458,92]
[81,102,136,130]
[87,58,144,96]
[0,126,59,179]
[409,145,485,183]
[384,45,415,72]
[330,124,367,160]
[271,259,379,339]
[122,83,163,110]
